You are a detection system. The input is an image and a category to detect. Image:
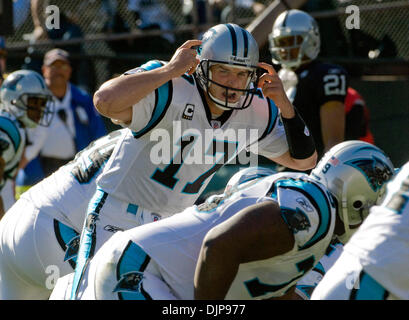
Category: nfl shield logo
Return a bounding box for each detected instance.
[211,120,221,129]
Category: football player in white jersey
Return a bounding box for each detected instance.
[294,142,395,299]
[51,141,393,300]
[69,23,318,299]
[311,160,408,300]
[0,129,128,299]
[0,70,53,217]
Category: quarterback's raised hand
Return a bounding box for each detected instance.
[257,62,295,118]
[166,40,202,78]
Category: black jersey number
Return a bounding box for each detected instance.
[244,255,315,298]
[323,74,346,96]
[71,131,120,184]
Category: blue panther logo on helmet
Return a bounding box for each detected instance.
[345,156,394,192]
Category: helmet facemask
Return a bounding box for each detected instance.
[12,93,54,128]
[196,59,260,110]
[270,34,313,70]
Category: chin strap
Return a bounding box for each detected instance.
[340,182,356,243]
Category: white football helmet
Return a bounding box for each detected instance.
[0,70,54,128]
[225,166,276,195]
[196,23,260,110]
[269,9,320,70]
[311,141,394,243]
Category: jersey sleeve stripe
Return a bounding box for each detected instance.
[350,270,389,300]
[276,179,333,250]
[0,117,21,151]
[132,80,173,139]
[256,98,279,143]
[139,60,164,71]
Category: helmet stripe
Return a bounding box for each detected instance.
[226,24,237,56]
[241,29,249,58]
[282,11,290,27]
[33,73,46,89]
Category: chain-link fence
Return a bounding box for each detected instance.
[3,0,409,93]
[303,0,409,61]
[4,0,272,92]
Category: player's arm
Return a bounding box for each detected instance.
[319,68,349,153]
[270,149,317,171]
[194,200,295,299]
[93,40,202,125]
[257,62,317,170]
[321,100,345,153]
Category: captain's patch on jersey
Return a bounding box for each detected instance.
[182,104,195,120]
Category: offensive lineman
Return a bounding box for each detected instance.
[311,161,409,300]
[0,129,127,299]
[51,141,393,300]
[69,23,317,299]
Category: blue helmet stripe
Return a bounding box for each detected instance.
[241,29,249,57]
[33,73,46,89]
[226,24,238,56]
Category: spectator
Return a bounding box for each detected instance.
[209,0,265,23]
[27,0,94,92]
[15,48,107,199]
[127,0,175,43]
[0,37,7,86]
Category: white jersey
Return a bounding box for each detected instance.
[21,129,127,230]
[96,60,289,215]
[295,238,344,299]
[76,172,336,300]
[339,161,409,299]
[0,110,26,190]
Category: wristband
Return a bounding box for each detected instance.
[281,110,316,159]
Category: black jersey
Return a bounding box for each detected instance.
[279,60,349,158]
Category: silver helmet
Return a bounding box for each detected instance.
[196,23,260,110]
[269,9,320,70]
[0,70,54,128]
[225,166,276,194]
[311,141,394,243]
